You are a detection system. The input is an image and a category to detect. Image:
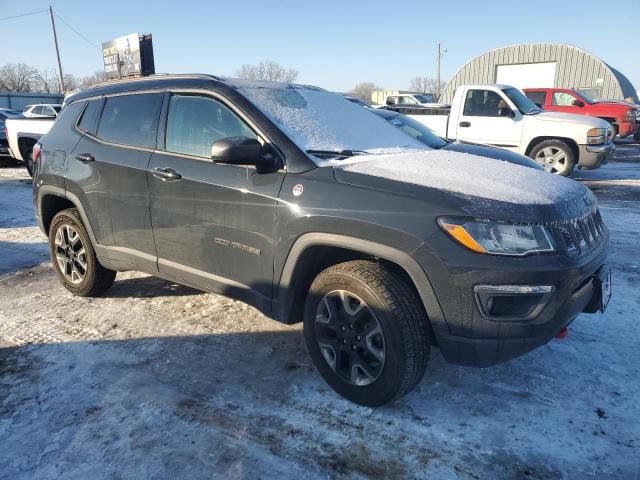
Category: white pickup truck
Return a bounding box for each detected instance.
[387,84,615,176]
[5,116,55,176]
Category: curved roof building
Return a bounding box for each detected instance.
[440,43,637,104]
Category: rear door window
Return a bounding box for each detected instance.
[96,93,163,148]
[165,94,257,158]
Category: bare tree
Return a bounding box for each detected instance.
[409,76,438,95]
[0,63,38,92]
[235,61,298,83]
[349,82,381,102]
[34,69,80,94]
[35,69,59,93]
[79,71,108,89]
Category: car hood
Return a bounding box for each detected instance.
[442,142,542,170]
[532,111,610,128]
[332,149,597,223]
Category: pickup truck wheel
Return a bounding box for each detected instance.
[303,260,430,406]
[49,208,116,297]
[530,140,575,176]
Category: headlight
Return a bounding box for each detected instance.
[587,128,606,145]
[438,218,555,256]
[626,109,636,121]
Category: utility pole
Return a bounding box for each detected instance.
[436,43,447,100]
[49,6,65,93]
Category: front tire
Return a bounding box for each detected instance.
[49,208,116,296]
[530,139,576,176]
[303,261,430,406]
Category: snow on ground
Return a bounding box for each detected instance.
[0,147,639,479]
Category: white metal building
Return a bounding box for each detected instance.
[440,43,638,104]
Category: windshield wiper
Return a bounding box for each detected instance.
[306,149,366,158]
[524,108,543,115]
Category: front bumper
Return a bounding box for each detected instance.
[579,141,615,169]
[617,121,638,138]
[412,230,608,367]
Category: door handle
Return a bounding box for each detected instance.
[459,121,471,127]
[152,167,182,181]
[75,153,95,163]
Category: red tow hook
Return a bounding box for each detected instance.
[555,327,568,339]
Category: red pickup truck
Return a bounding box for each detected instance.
[524,88,639,139]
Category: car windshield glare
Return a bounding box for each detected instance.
[229,79,426,161]
[503,87,540,114]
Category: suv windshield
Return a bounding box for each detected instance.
[503,87,541,114]
[415,94,434,103]
[229,79,426,160]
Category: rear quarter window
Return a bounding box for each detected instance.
[77,99,103,134]
[96,93,163,148]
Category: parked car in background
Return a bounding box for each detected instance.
[524,88,639,139]
[390,84,615,176]
[0,108,23,155]
[22,104,62,118]
[33,74,610,406]
[372,108,542,170]
[5,115,55,175]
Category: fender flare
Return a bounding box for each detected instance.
[37,185,99,247]
[274,233,447,334]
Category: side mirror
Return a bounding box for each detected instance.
[386,98,394,106]
[211,136,262,165]
[211,136,279,172]
[572,99,585,107]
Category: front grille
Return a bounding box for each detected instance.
[552,209,606,258]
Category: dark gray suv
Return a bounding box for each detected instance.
[33,75,611,406]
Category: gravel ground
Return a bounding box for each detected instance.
[0,145,639,480]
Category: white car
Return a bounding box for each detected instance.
[22,104,62,118]
[391,84,615,176]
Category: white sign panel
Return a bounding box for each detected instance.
[496,62,557,90]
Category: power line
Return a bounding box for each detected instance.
[53,11,101,50]
[0,9,48,21]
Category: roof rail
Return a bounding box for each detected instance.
[91,73,222,89]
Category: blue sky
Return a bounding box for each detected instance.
[1,0,638,92]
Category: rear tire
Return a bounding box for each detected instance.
[303,260,430,406]
[49,208,116,297]
[530,139,576,176]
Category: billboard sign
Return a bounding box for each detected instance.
[102,33,154,79]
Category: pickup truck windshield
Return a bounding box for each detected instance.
[572,90,595,104]
[229,79,426,160]
[415,94,434,103]
[503,87,541,114]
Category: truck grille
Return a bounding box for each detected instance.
[553,209,607,257]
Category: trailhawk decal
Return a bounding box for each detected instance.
[214,237,261,256]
